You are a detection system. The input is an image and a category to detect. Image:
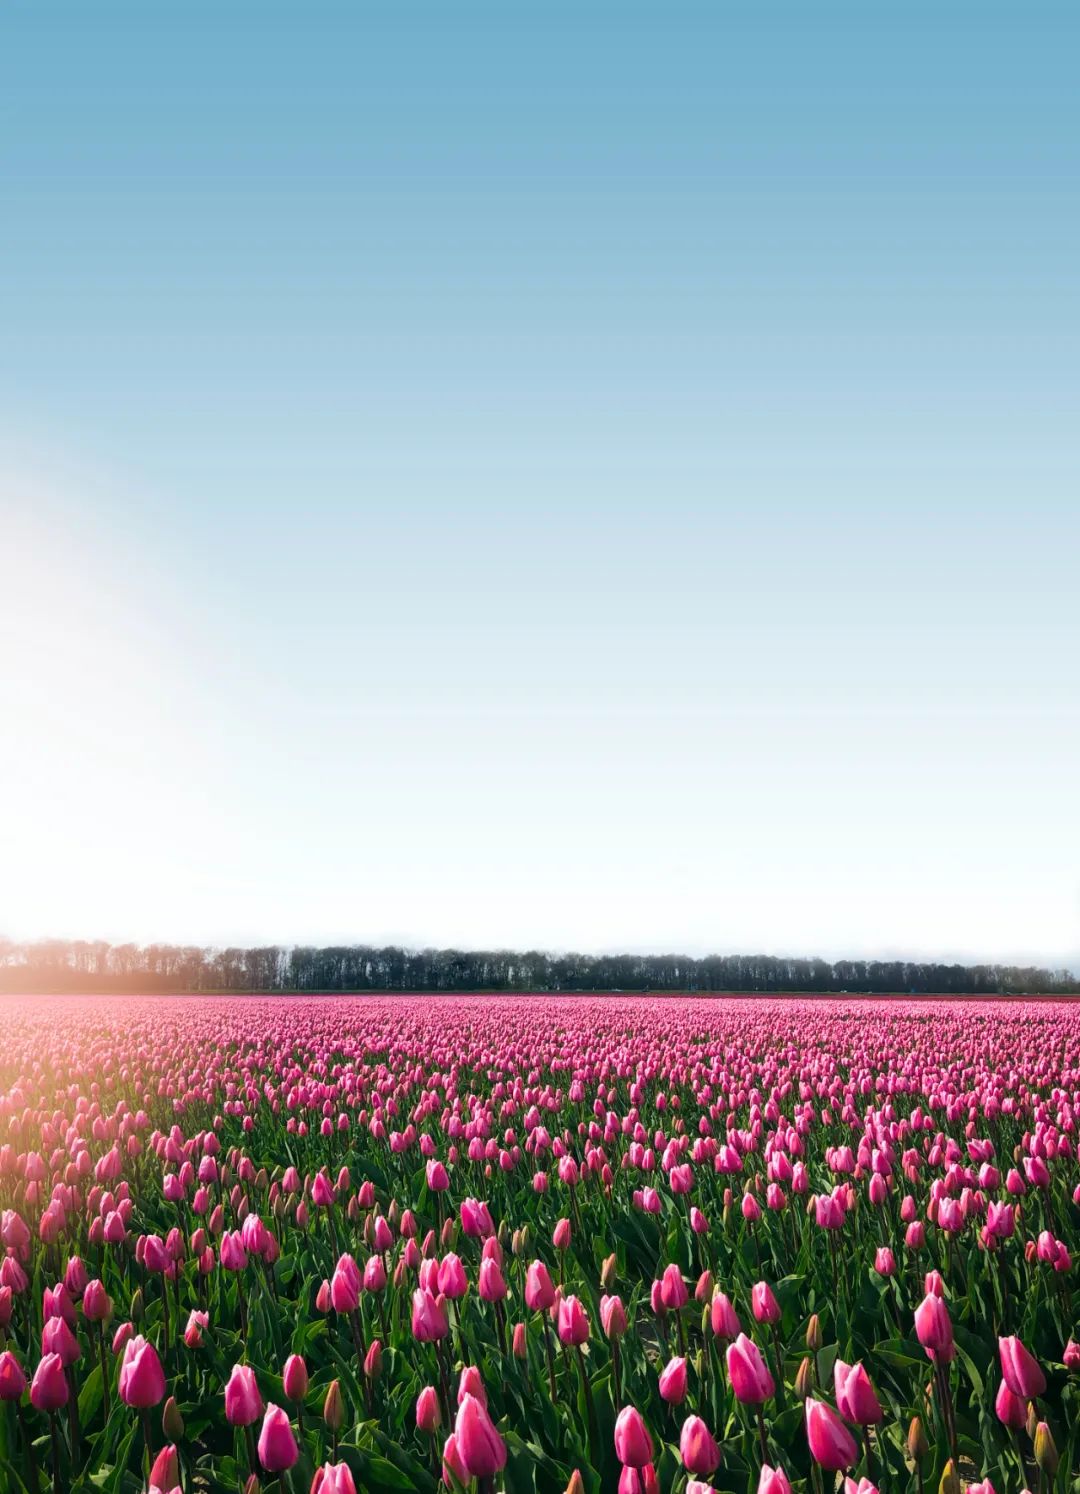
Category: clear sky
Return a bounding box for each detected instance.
[1,2,1078,967]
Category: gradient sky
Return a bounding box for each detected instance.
[2,2,1078,965]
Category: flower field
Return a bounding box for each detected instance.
[0,993,1078,1494]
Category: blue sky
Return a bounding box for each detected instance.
[1,2,1078,964]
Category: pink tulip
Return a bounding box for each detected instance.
[417,1384,441,1432]
[994,1378,1026,1429]
[525,1261,556,1312]
[149,1446,180,1490]
[437,1254,468,1299]
[659,1263,688,1309]
[282,1353,308,1401]
[0,1351,27,1402]
[411,1288,449,1342]
[873,1247,896,1276]
[834,1360,882,1425]
[805,1397,858,1471]
[557,1295,590,1346]
[118,1334,166,1407]
[751,1281,780,1324]
[442,1432,470,1488]
[658,1355,688,1404]
[601,1294,628,1338]
[914,1293,954,1361]
[454,1393,507,1478]
[225,1363,264,1426]
[614,1406,654,1468]
[258,1404,298,1472]
[311,1464,358,1494]
[726,1333,775,1403]
[710,1291,740,1341]
[679,1414,721,1475]
[999,1336,1046,1399]
[478,1258,507,1302]
[30,1353,69,1412]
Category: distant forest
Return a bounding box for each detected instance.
[0,938,1077,995]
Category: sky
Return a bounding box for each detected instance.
[1,2,1078,967]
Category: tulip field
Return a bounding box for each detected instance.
[1,993,1079,1494]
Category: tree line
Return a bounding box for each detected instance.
[0,938,1076,995]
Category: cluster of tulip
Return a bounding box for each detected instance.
[0,991,1077,1493]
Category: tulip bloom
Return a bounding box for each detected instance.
[525,1261,556,1312]
[417,1384,441,1432]
[914,1293,954,1361]
[751,1281,780,1324]
[679,1414,721,1475]
[994,1377,1026,1429]
[183,1310,209,1348]
[726,1333,775,1403]
[411,1288,449,1342]
[758,1466,794,1494]
[658,1355,688,1404]
[659,1263,688,1310]
[454,1393,507,1478]
[805,1397,858,1471]
[478,1258,507,1302]
[458,1365,487,1406]
[312,1464,358,1494]
[258,1403,299,1472]
[614,1406,654,1468]
[149,1446,180,1489]
[82,1279,112,1323]
[118,1334,166,1408]
[710,1291,740,1341]
[30,1353,69,1412]
[873,1247,896,1277]
[437,1253,468,1300]
[998,1336,1046,1399]
[282,1353,308,1401]
[601,1293,628,1338]
[557,1295,590,1347]
[0,1350,27,1402]
[225,1363,264,1426]
[834,1360,883,1425]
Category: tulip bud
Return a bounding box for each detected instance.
[1026,1401,1040,1440]
[243,1477,260,1494]
[795,1356,814,1400]
[938,1459,961,1494]
[162,1395,185,1441]
[806,1314,822,1351]
[1034,1422,1059,1476]
[130,1288,144,1323]
[601,1253,617,1289]
[566,1473,585,1494]
[907,1415,928,1462]
[323,1379,344,1432]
